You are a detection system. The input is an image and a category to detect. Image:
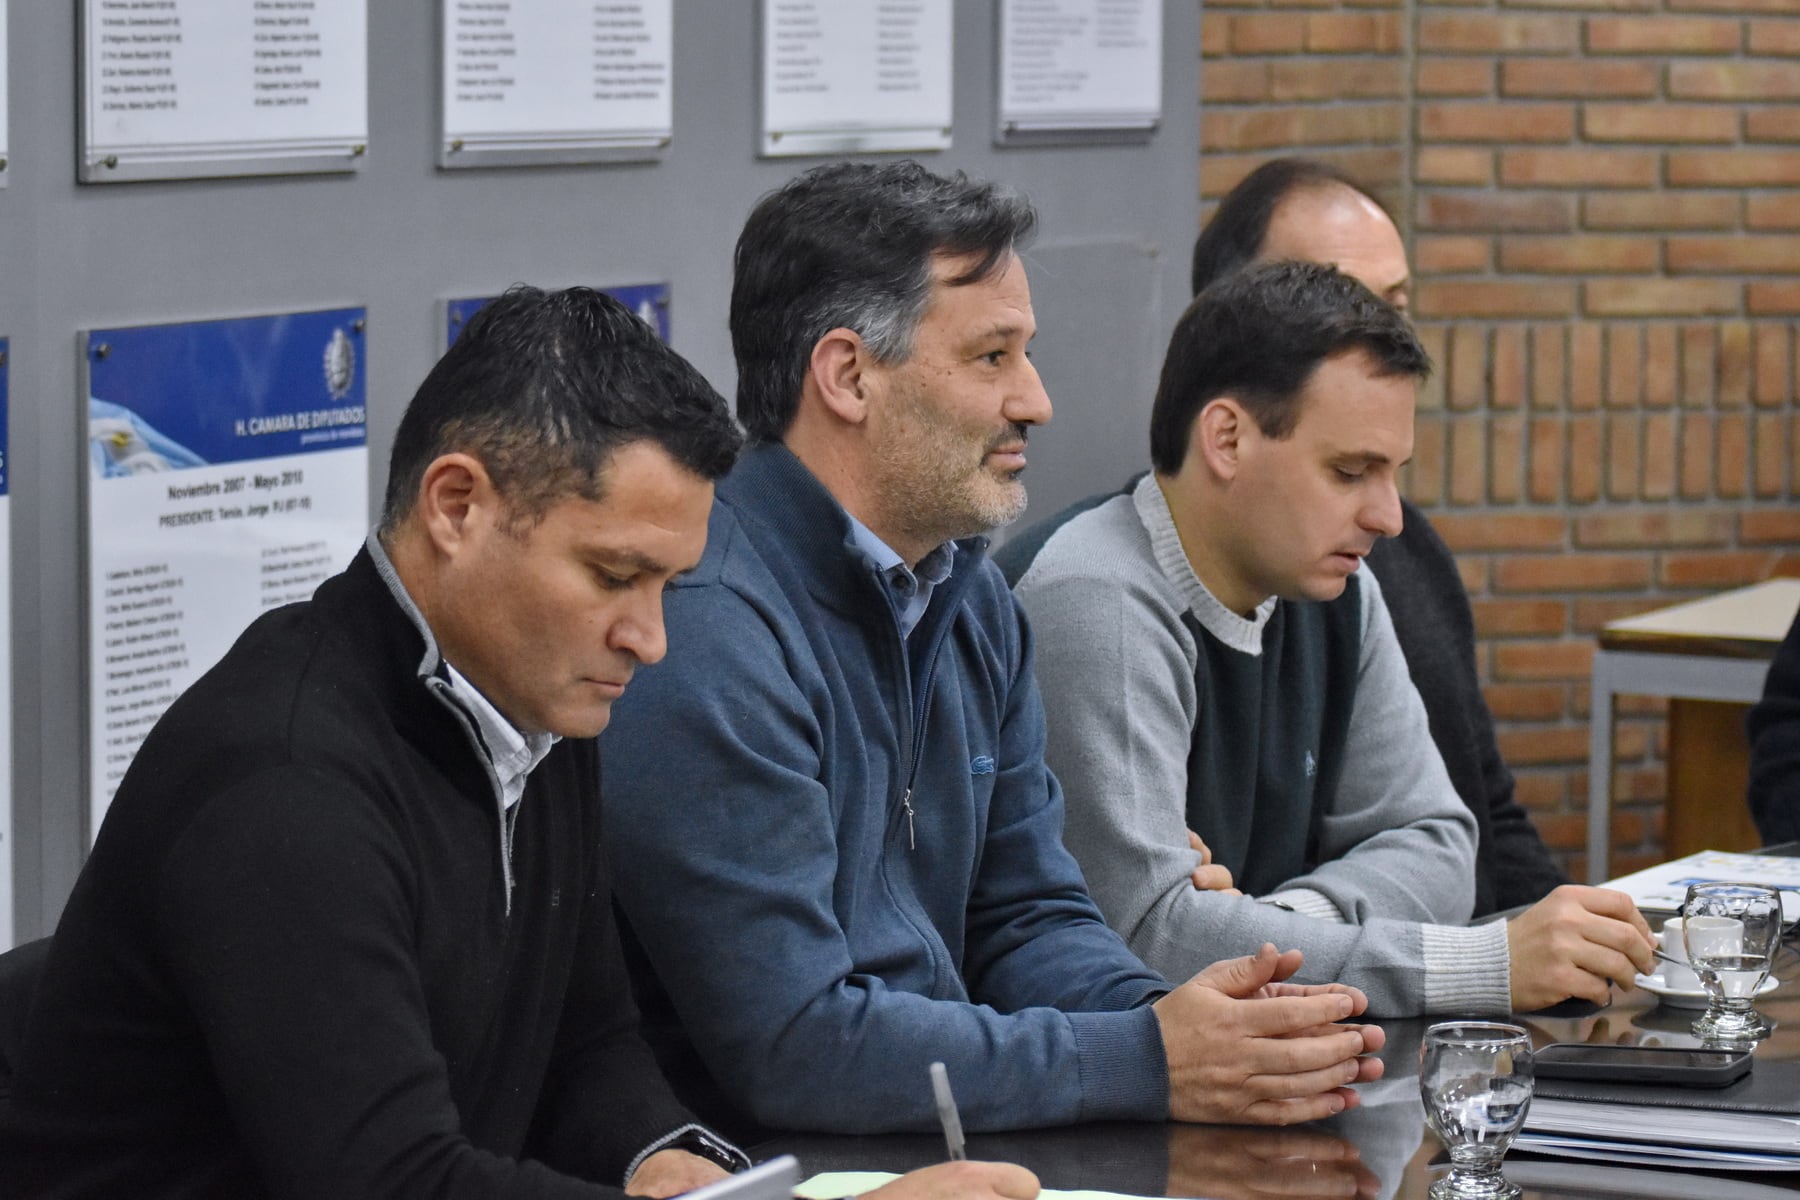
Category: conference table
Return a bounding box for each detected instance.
[758,930,1800,1199]
[1585,578,1800,883]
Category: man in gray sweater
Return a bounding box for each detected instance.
[1014,262,1656,1017]
[1192,158,1571,918]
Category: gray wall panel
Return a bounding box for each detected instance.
[4,1,1200,936]
[1018,238,1170,519]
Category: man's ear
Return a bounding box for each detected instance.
[806,327,873,425]
[414,453,494,558]
[1193,397,1250,482]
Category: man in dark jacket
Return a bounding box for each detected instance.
[0,287,1036,1200]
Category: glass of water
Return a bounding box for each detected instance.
[1419,1021,1533,1200]
[1683,882,1782,1044]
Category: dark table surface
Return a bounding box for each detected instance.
[759,922,1800,1200]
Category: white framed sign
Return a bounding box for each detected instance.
[81,309,369,835]
[760,0,953,158]
[440,0,673,168]
[0,2,11,187]
[80,0,369,183]
[997,0,1162,145]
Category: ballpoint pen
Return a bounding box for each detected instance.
[929,1061,967,1161]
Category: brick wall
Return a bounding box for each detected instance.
[1200,0,1800,878]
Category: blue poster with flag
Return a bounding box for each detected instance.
[446,283,670,348]
[83,309,370,838]
[86,308,365,475]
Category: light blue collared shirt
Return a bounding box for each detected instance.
[366,530,559,907]
[846,514,955,640]
[442,663,556,812]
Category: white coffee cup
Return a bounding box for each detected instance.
[1657,918,1703,991]
[1684,915,1745,963]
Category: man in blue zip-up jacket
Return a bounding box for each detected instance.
[600,162,1385,1138]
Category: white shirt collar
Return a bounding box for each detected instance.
[441,664,556,811]
[366,531,557,809]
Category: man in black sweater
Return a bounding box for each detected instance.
[0,288,1037,1200]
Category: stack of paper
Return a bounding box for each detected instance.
[1510,1153,1800,1191]
[1519,1061,1800,1170]
[1522,1101,1800,1168]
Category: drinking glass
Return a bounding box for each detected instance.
[1683,882,1782,1044]
[1419,1021,1534,1200]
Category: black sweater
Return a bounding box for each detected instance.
[1178,585,1362,896]
[1365,500,1569,915]
[1748,608,1800,845]
[0,549,696,1199]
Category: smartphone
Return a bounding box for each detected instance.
[1533,1043,1753,1088]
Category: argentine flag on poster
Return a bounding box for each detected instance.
[82,310,368,839]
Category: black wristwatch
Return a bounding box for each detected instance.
[668,1126,751,1173]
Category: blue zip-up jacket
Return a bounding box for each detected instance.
[601,444,1171,1135]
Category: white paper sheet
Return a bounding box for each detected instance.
[1605,850,1800,922]
[760,0,953,157]
[440,0,673,165]
[998,0,1161,136]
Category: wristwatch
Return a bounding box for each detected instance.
[667,1126,751,1173]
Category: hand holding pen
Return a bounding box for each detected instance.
[841,1070,1033,1200]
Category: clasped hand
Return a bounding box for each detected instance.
[1155,943,1385,1125]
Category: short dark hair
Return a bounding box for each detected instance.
[1150,261,1431,474]
[730,160,1038,442]
[381,286,741,531]
[1190,158,1390,296]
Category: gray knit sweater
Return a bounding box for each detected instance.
[1015,475,1511,1016]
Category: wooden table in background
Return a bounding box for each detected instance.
[1586,579,1800,883]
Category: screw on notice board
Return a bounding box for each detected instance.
[352,319,366,333]
[95,343,111,360]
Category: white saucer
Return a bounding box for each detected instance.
[1634,971,1780,1010]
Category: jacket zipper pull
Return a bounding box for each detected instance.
[903,787,916,850]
